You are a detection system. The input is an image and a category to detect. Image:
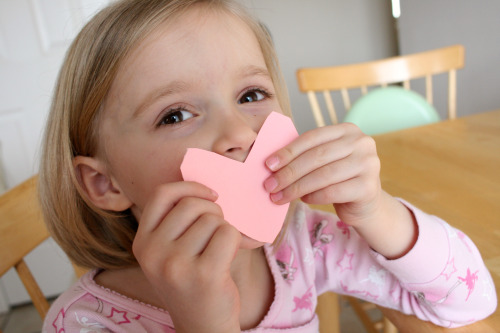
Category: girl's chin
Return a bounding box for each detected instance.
[239,233,267,250]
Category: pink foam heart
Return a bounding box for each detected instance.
[180,112,299,243]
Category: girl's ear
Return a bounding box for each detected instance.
[73,156,132,212]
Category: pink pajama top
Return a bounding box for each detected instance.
[43,201,497,332]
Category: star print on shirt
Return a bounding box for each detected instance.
[52,308,65,333]
[441,258,457,281]
[107,307,131,325]
[336,250,354,273]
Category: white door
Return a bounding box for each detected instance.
[0,0,111,313]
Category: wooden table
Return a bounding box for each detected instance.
[373,110,500,332]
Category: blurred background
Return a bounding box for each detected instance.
[0,0,499,315]
[245,0,500,132]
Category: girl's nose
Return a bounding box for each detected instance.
[211,113,258,162]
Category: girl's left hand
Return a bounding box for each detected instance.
[264,122,382,228]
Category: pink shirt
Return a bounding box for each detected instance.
[43,201,497,332]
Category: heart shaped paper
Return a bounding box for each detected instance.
[180,112,299,243]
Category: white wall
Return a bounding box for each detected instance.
[242,0,398,133]
[398,0,500,118]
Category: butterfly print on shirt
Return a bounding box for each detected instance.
[336,220,351,239]
[276,249,298,281]
[292,286,314,313]
[311,220,334,258]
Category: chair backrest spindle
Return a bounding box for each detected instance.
[448,69,457,119]
[340,89,351,112]
[307,91,326,127]
[425,74,433,105]
[323,90,338,125]
[297,45,465,127]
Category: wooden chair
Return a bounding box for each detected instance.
[300,48,465,333]
[296,44,465,127]
[0,176,84,332]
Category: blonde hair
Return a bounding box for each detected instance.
[39,0,291,270]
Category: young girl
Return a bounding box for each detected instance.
[40,0,496,331]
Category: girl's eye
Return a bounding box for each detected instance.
[238,89,270,104]
[158,108,194,126]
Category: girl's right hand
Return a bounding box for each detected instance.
[132,181,242,333]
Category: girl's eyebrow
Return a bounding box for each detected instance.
[133,80,189,118]
[237,65,271,80]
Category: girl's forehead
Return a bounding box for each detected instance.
[119,7,264,78]
[103,6,268,118]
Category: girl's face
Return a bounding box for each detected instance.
[97,8,282,223]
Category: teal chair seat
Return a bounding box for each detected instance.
[342,86,440,136]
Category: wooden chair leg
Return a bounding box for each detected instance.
[346,296,380,333]
[383,317,398,333]
[316,292,341,333]
[14,259,50,319]
[346,296,399,333]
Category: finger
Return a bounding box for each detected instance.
[264,139,353,194]
[301,175,380,206]
[139,181,218,234]
[153,197,224,242]
[265,123,356,172]
[175,213,228,256]
[201,223,241,272]
[133,201,224,273]
[271,156,361,204]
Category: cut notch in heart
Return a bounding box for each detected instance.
[180,112,299,243]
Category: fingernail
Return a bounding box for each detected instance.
[210,189,219,198]
[266,156,280,171]
[270,191,283,202]
[264,177,278,192]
